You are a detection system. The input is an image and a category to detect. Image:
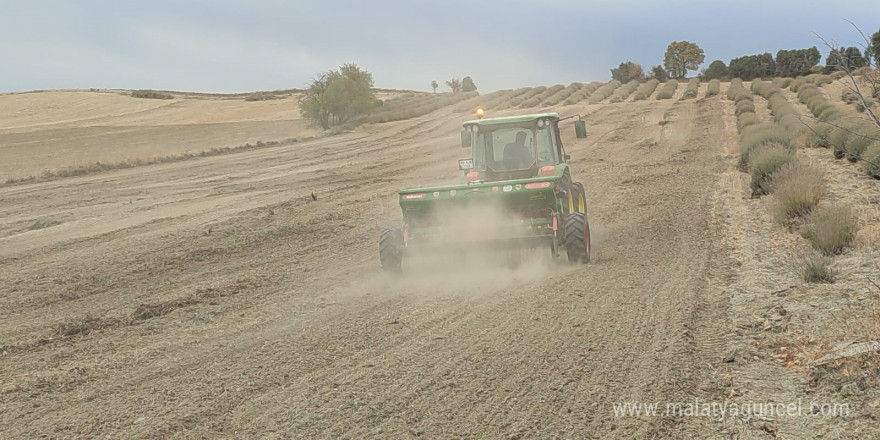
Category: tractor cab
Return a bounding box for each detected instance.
[459,113,569,183]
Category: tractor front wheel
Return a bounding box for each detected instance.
[379,228,404,272]
[564,212,591,264]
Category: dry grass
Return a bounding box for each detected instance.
[770,163,825,226]
[862,144,880,179]
[798,252,836,283]
[748,146,798,196]
[802,205,859,255]
[3,139,297,187]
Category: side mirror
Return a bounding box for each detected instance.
[461,130,472,148]
[564,154,571,161]
[574,120,587,138]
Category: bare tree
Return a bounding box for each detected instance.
[814,21,879,129]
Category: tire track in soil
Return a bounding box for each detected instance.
[1,97,732,439]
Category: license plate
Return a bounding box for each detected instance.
[458,159,474,170]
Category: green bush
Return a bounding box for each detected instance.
[855,100,876,113]
[739,124,791,168]
[737,112,761,131]
[790,78,806,92]
[802,205,859,255]
[749,146,798,196]
[633,79,660,100]
[706,79,721,97]
[131,90,174,100]
[844,128,879,162]
[681,78,699,99]
[542,83,581,106]
[588,81,622,103]
[735,99,755,116]
[841,90,859,104]
[655,80,678,100]
[563,82,603,105]
[805,122,833,148]
[770,163,825,225]
[609,80,640,102]
[818,106,845,122]
[862,144,880,179]
[726,78,746,100]
[245,92,280,101]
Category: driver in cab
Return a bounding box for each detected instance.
[503,131,533,170]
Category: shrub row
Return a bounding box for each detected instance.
[542,82,583,106]
[587,80,623,104]
[609,80,640,102]
[564,82,603,105]
[705,79,721,97]
[131,90,174,100]
[681,78,700,100]
[367,91,478,123]
[655,79,679,100]
[771,77,793,89]
[519,84,565,108]
[798,84,880,174]
[751,80,804,135]
[453,89,511,113]
[502,86,547,109]
[789,73,832,92]
[726,78,748,101]
[634,79,660,100]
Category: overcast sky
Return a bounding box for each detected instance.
[2,1,878,94]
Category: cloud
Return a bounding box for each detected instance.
[1,0,878,93]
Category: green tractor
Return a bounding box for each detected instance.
[379,112,591,272]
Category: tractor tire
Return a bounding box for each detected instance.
[559,171,573,214]
[379,228,403,272]
[572,182,587,214]
[564,212,591,264]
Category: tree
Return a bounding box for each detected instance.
[826,47,868,73]
[844,46,867,69]
[775,47,821,77]
[462,76,477,92]
[446,78,462,93]
[299,63,375,129]
[729,53,776,80]
[650,65,668,81]
[431,80,438,93]
[664,41,705,79]
[701,60,729,80]
[872,27,880,67]
[610,61,644,82]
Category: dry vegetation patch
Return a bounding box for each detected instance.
[802,205,859,256]
[769,163,825,226]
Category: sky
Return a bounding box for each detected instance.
[2,1,879,94]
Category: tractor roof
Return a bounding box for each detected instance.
[463,112,559,126]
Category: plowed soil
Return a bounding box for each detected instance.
[1,87,875,439]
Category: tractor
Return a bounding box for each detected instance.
[379,112,591,272]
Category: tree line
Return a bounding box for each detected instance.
[611,27,880,82]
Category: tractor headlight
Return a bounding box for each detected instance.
[537,119,545,128]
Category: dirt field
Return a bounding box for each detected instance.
[1,84,878,439]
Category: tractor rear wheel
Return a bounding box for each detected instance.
[572,182,587,213]
[379,228,403,272]
[564,212,591,264]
